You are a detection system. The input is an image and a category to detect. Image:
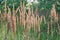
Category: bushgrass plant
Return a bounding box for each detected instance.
[0,1,60,40]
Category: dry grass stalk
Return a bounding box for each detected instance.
[40,15,43,23]
[12,15,16,34]
[34,8,39,27]
[54,13,58,22]
[47,22,50,35]
[12,3,16,34]
[15,5,20,23]
[33,14,36,30]
[50,16,53,37]
[34,8,40,40]
[50,4,58,22]
[22,2,26,28]
[20,12,22,25]
[31,7,35,27]
[47,22,51,40]
[33,9,38,31]
[25,6,32,40]
[37,17,40,40]
[44,16,46,24]
[16,7,20,13]
[0,11,2,25]
[20,2,26,27]
[20,2,23,12]
[26,5,32,26]
[50,4,55,17]
[26,8,31,31]
[7,7,13,32]
[58,24,60,34]
[4,0,7,18]
[31,13,35,27]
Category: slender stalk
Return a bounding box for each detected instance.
[58,24,60,34]
[4,0,7,18]
[4,0,7,40]
[12,1,16,34]
[0,11,2,27]
[38,17,40,40]
[51,17,53,40]
[47,22,50,40]
[44,16,46,24]
[12,1,16,40]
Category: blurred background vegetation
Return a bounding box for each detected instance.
[0,0,60,12]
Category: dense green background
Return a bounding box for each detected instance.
[0,0,60,11]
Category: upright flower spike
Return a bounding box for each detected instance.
[44,16,46,24]
[23,3,26,27]
[51,4,58,22]
[31,13,35,27]
[16,7,20,13]
[25,7,32,40]
[0,10,2,27]
[4,0,7,19]
[22,2,26,28]
[20,2,26,27]
[47,22,50,35]
[12,1,16,34]
[26,7,31,29]
[58,24,60,34]
[7,7,13,33]
[35,8,39,27]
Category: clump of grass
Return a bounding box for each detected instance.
[0,1,60,40]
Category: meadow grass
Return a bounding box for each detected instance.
[0,1,60,40]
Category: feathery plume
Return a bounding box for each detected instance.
[12,3,16,34]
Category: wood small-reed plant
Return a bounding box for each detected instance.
[0,11,2,27]
[50,4,58,23]
[20,2,26,28]
[7,7,13,33]
[4,0,7,19]
[12,3,16,34]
